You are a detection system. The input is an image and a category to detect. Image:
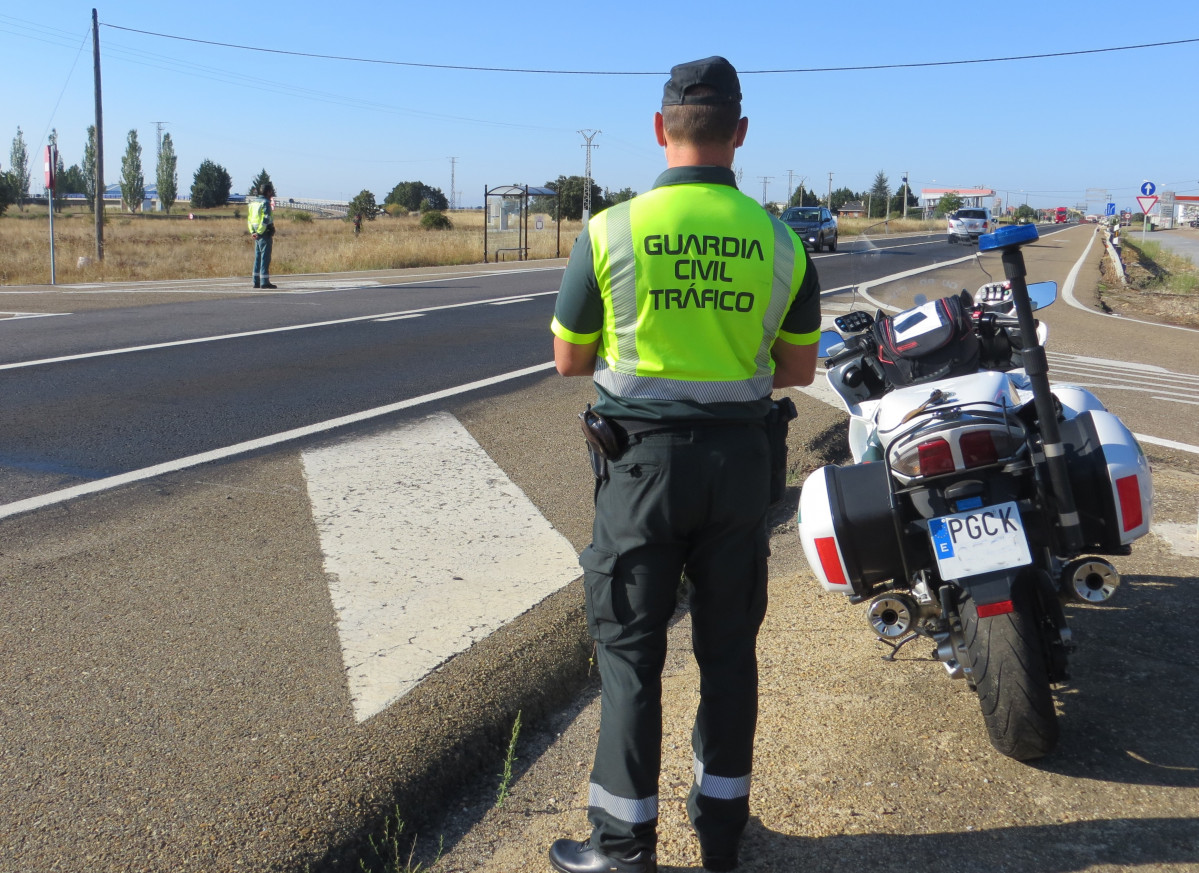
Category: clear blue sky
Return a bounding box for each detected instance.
[4,1,1197,212]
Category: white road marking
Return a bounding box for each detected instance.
[373,314,425,322]
[0,290,557,372]
[301,413,580,722]
[0,362,556,521]
[1062,231,1199,333]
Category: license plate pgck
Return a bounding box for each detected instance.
[928,501,1031,579]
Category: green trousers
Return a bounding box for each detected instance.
[580,422,770,857]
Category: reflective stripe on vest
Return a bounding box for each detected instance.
[693,756,752,800]
[589,184,803,404]
[588,782,659,825]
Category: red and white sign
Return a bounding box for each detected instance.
[1137,195,1158,214]
[43,145,55,190]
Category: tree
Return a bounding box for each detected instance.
[157,133,178,214]
[889,181,918,216]
[0,169,18,217]
[48,129,67,212]
[9,126,30,211]
[534,175,606,221]
[60,164,88,198]
[1014,203,1038,223]
[119,129,145,213]
[249,168,273,197]
[869,171,890,219]
[82,125,97,212]
[828,186,857,213]
[604,187,637,207]
[384,180,447,212]
[347,189,378,221]
[936,192,963,216]
[190,159,232,208]
[786,185,819,208]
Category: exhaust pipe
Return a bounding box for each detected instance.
[1061,558,1121,603]
[866,593,919,639]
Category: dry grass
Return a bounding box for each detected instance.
[1,205,944,287]
[0,206,578,285]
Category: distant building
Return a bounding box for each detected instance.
[920,187,995,211]
[838,200,866,218]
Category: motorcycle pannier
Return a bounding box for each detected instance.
[1060,410,1153,551]
[799,461,905,596]
[873,293,980,387]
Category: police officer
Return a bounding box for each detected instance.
[548,57,821,873]
[248,181,277,289]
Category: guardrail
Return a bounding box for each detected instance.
[280,198,350,218]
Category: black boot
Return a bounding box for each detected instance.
[548,839,656,873]
[260,280,277,289]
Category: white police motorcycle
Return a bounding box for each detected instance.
[798,223,1153,760]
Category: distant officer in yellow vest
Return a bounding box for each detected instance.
[549,57,821,873]
[248,181,277,289]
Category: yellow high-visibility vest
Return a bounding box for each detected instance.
[248,198,272,235]
[586,183,807,405]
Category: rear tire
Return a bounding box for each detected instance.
[828,234,837,252]
[959,582,1059,760]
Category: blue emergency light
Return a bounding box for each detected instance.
[979,223,1039,252]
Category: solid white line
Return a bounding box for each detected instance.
[0,290,558,372]
[488,298,534,305]
[1062,230,1199,333]
[373,314,425,322]
[0,362,557,521]
[1150,396,1199,406]
[1135,433,1199,454]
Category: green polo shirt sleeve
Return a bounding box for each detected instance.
[550,225,603,344]
[776,244,822,345]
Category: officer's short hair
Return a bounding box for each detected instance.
[662,85,742,146]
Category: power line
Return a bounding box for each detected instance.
[99,23,1199,76]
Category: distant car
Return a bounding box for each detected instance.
[947,207,992,244]
[781,206,838,252]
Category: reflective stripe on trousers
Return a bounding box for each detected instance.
[589,783,659,825]
[693,756,751,801]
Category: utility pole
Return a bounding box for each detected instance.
[827,172,833,209]
[757,176,773,207]
[153,121,168,161]
[579,130,600,226]
[787,169,795,204]
[902,170,910,219]
[92,7,104,261]
[448,157,457,211]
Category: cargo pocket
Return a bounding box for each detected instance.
[579,545,625,644]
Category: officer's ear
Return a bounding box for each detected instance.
[733,116,748,148]
[654,112,667,148]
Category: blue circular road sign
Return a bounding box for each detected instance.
[1141,181,1156,196]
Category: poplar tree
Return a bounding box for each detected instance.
[82,125,97,212]
[9,126,30,211]
[157,133,178,213]
[119,129,145,213]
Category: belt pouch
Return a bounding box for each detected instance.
[765,396,799,504]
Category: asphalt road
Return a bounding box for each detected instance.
[1,226,1197,872]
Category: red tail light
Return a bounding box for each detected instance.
[917,439,955,476]
[1116,474,1143,531]
[960,431,999,468]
